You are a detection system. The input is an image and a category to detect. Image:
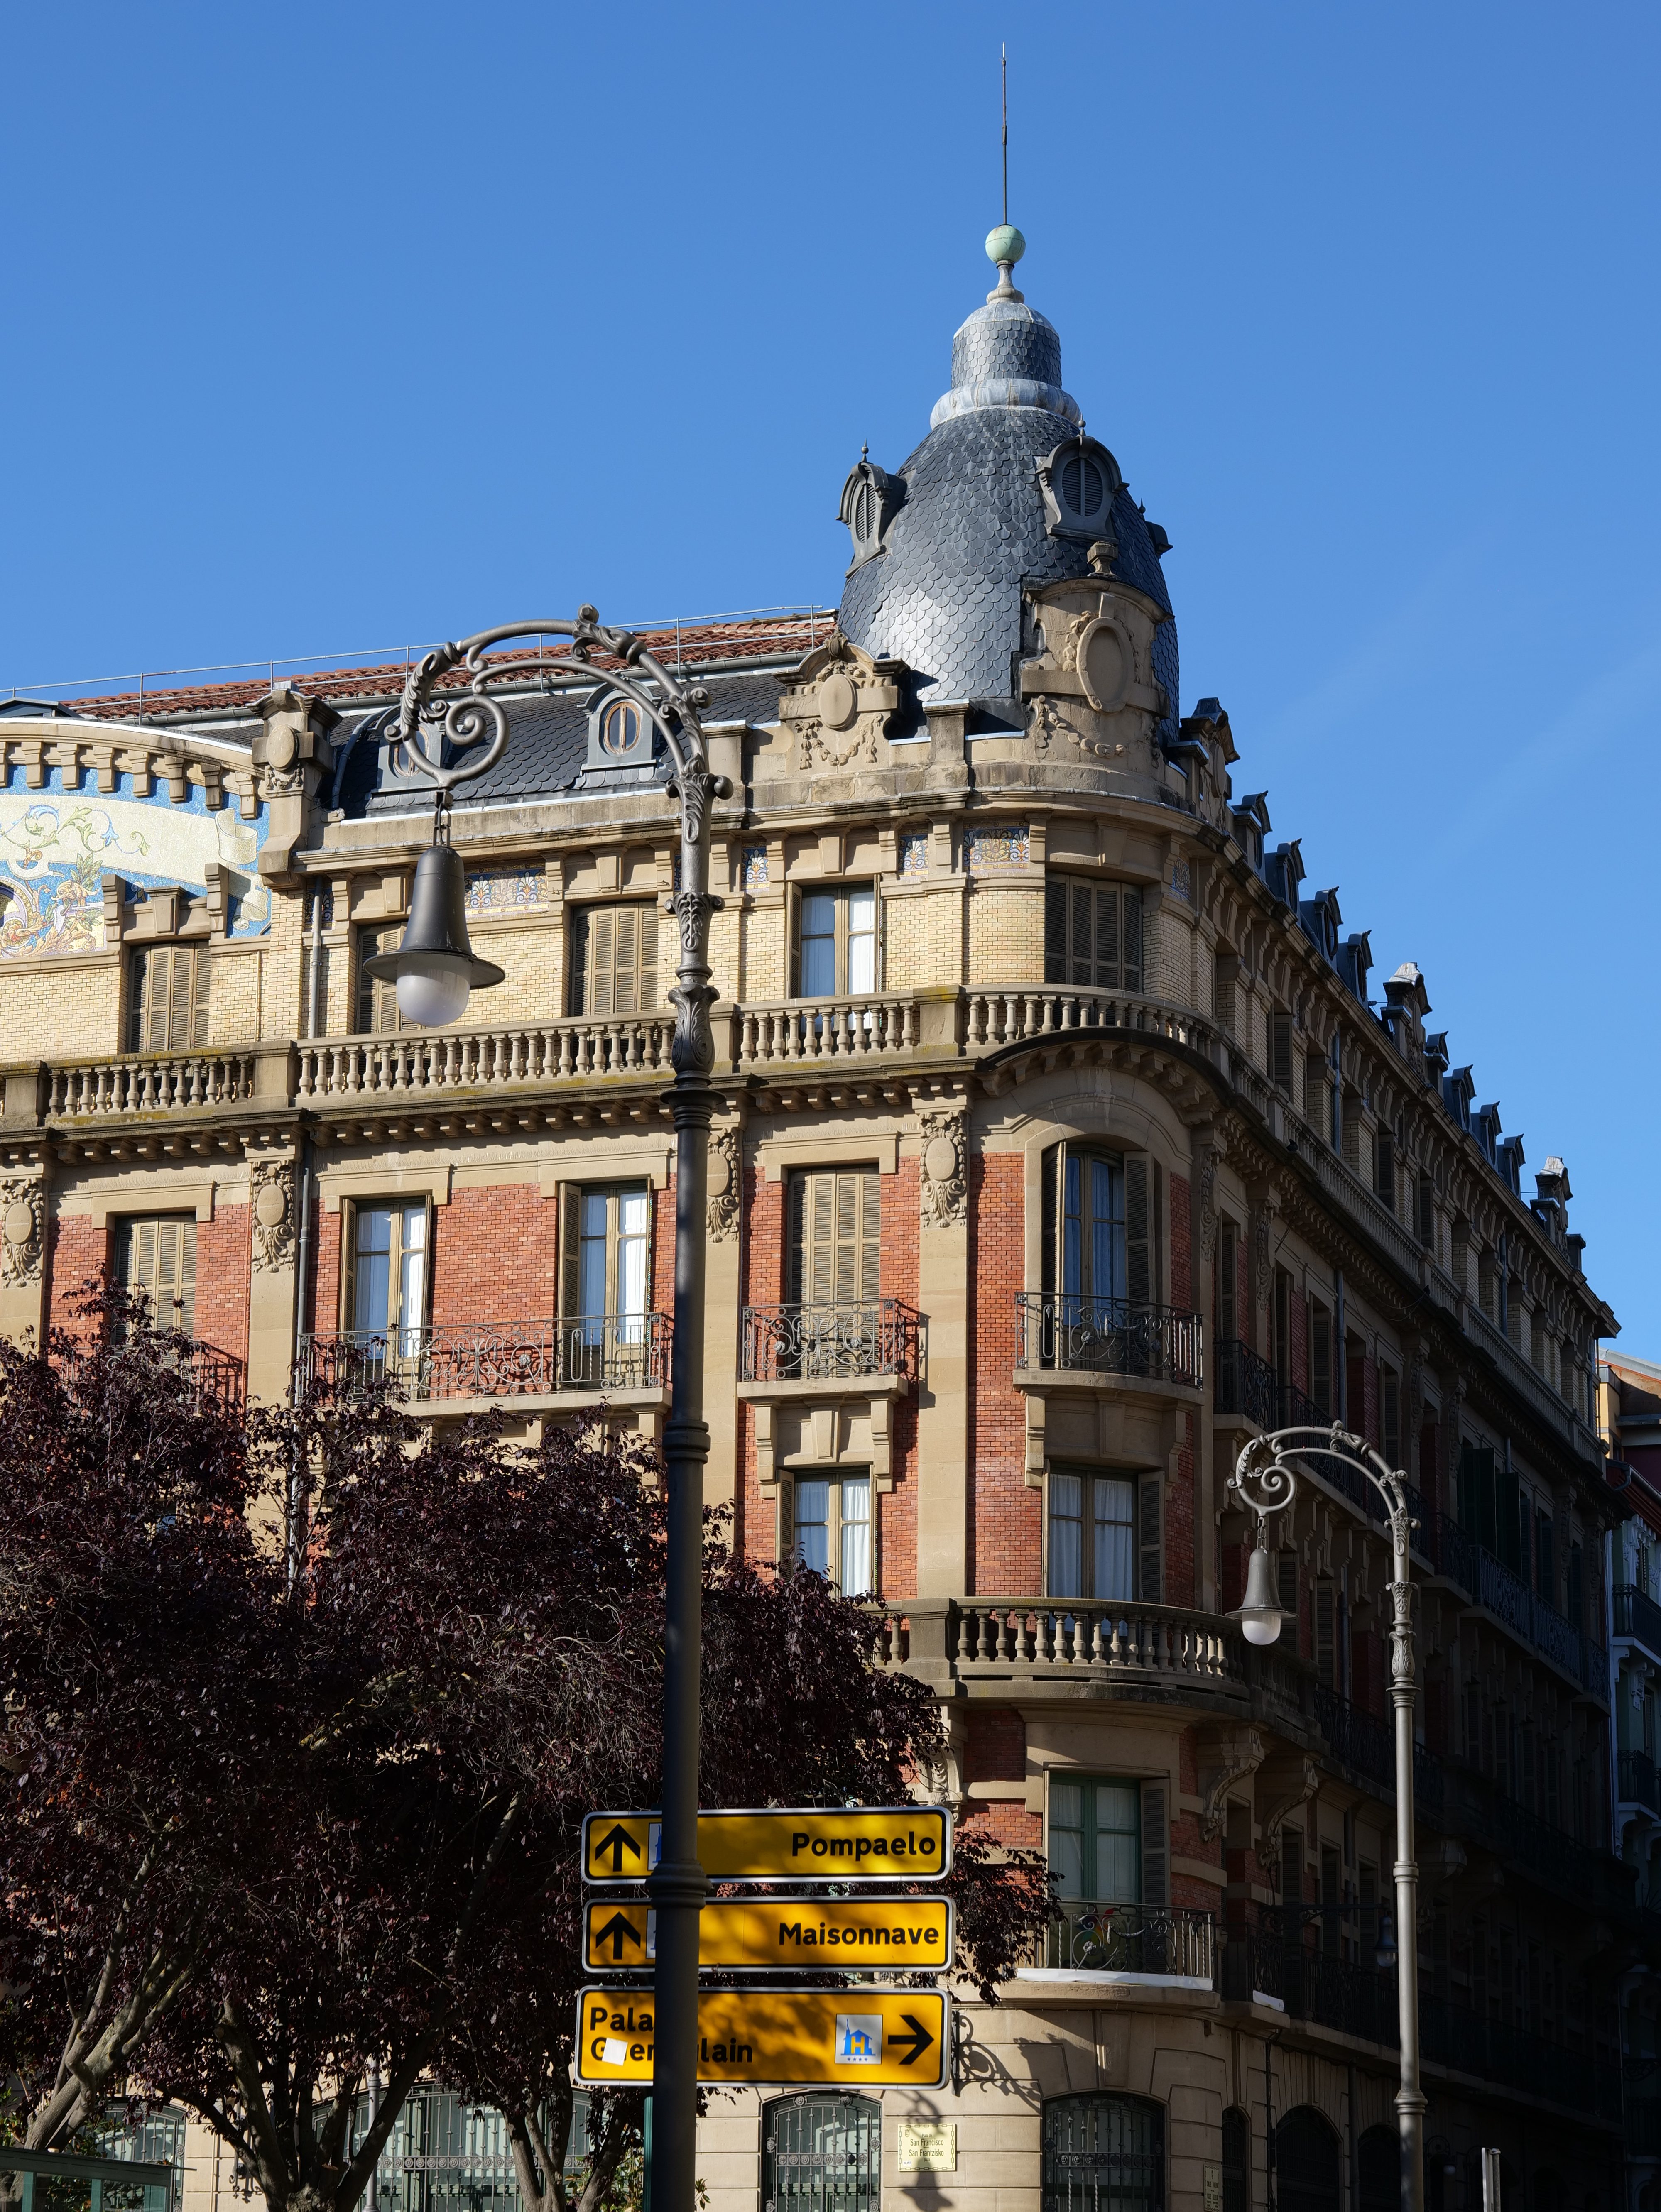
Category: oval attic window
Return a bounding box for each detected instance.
[600,700,642,756]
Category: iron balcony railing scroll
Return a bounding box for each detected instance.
[1616,1583,1661,1667]
[1620,1750,1661,1815]
[299,1314,670,1402]
[740,1299,916,1384]
[52,1337,246,1417]
[1016,1294,1203,1388]
[1046,1901,1216,1980]
[1416,1505,1607,1697]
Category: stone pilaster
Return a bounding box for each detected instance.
[245,1140,300,1406]
[0,1154,51,1350]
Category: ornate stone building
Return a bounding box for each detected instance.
[0,234,1637,2212]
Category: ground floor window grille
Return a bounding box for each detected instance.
[1041,2093,1163,2212]
[763,2093,880,2212]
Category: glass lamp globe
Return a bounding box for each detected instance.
[1229,1543,1287,1647]
[395,955,473,1028]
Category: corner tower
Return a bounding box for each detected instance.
[837,228,1179,747]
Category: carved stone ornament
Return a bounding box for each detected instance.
[918,1107,969,1230]
[1029,691,1126,765]
[777,631,901,772]
[1251,1201,1275,1311]
[707,1127,742,1243]
[1257,1757,1321,1875]
[799,717,879,772]
[249,1158,296,1275]
[0,1177,44,1287]
[1198,1725,1265,1844]
[1198,1149,1219,1263]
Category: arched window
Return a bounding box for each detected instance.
[1357,2126,1397,2212]
[1274,2107,1340,2212]
[1041,2094,1162,2212]
[1221,2107,1250,2212]
[762,2092,879,2212]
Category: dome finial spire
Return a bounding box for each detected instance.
[985,46,1026,301]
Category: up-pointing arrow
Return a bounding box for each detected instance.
[594,1911,643,1962]
[888,2014,936,2069]
[594,1823,642,1874]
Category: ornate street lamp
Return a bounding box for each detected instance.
[1227,1425,1426,2212]
[367,612,727,2212]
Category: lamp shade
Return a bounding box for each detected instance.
[1225,1542,1298,1647]
[360,842,505,1028]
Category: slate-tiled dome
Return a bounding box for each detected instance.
[839,277,1178,737]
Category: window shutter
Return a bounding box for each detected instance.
[858,1171,879,1301]
[639,901,659,1006]
[570,910,591,1017]
[1095,885,1120,980]
[612,906,637,1014]
[591,908,615,1017]
[192,946,211,1047]
[1122,886,1142,992]
[1139,1779,1169,1906]
[1044,880,1067,984]
[1124,1153,1152,1304]
[340,1199,360,1334]
[1041,1143,1060,1299]
[1137,1471,1162,1603]
[809,1175,834,1305]
[558,1188,582,1321]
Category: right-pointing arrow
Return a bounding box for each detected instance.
[889,2013,936,2068]
[594,1911,642,1963]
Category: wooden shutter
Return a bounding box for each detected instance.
[558,1187,583,1321]
[1124,1153,1152,1304]
[1137,1470,1162,1603]
[340,1199,360,1334]
[356,927,402,1034]
[794,1170,879,1305]
[1120,886,1142,992]
[1044,880,1067,984]
[572,905,657,1018]
[121,1214,196,1334]
[1139,1779,1169,1906]
[1041,1143,1060,1299]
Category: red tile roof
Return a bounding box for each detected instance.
[49,612,833,724]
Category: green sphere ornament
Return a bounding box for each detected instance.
[985,223,1026,267]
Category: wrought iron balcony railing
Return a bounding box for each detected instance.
[1616,1583,1661,1667]
[299,1314,670,1402]
[740,1299,914,1383]
[1620,1749,1661,1815]
[53,1336,246,1417]
[1016,1294,1203,1387]
[1045,1901,1216,1980]
[1213,1337,1324,1433]
[1416,1508,1608,1696]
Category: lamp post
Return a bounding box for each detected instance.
[367,614,727,2212]
[1227,1425,1426,2212]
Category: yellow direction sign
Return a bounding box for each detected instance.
[583,1895,954,1972]
[582,1806,951,1885]
[576,1987,950,2088]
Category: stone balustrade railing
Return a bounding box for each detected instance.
[46,1052,256,1117]
[735,994,921,1062]
[296,1014,677,1099]
[875,1597,1243,1691]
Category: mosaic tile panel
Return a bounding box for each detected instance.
[741,843,769,891]
[962,822,1029,873]
[898,831,928,878]
[465,868,543,913]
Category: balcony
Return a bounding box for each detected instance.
[1039,1901,1216,1981]
[1015,1294,1203,1388]
[1416,1507,1608,1698]
[299,1314,670,1403]
[1245,1652,1443,1813]
[1620,1750,1661,1816]
[1616,1584,1661,1667]
[740,1299,915,1385]
[1430,1759,1634,1916]
[54,1336,246,1417]
[877,1597,1244,1705]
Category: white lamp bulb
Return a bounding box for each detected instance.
[395,956,473,1028]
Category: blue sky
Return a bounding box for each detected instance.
[2,1,1656,1349]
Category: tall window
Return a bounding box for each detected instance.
[1221,2109,1251,2212]
[1049,1778,1142,1904]
[1216,1219,1238,1343]
[792,1472,873,1596]
[128,943,211,1053]
[570,902,659,1017]
[1375,1127,1396,1210]
[1049,1472,1135,1600]
[1041,2096,1163,2212]
[116,1214,196,1333]
[356,925,408,1034]
[1269,1011,1293,1092]
[789,1169,879,1307]
[1053,1150,1152,1308]
[559,1184,651,1379]
[1045,878,1142,993]
[345,1201,427,1356]
[795,886,876,998]
[1381,1367,1401,1469]
[1310,1301,1333,1419]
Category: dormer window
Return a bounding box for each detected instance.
[1039,436,1122,542]
[579,689,658,783]
[600,700,644,756]
[838,454,903,573]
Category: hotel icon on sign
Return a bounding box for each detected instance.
[835,2014,883,2065]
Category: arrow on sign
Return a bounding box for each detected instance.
[594,1824,643,1874]
[594,1911,643,1963]
[889,2014,936,2069]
